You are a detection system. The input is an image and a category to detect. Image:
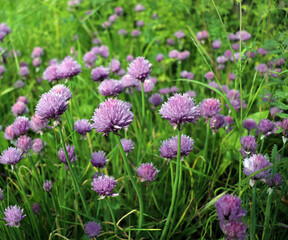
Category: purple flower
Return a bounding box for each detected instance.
[266,173,282,188]
[174,30,185,39]
[149,93,163,107]
[11,101,29,116]
[159,93,199,126]
[136,20,145,27]
[92,37,100,45]
[16,135,32,153]
[0,65,6,76]
[166,38,175,45]
[108,58,121,73]
[83,51,97,68]
[257,48,269,55]
[246,51,256,58]
[91,175,118,198]
[31,47,44,58]
[136,79,155,93]
[32,138,43,154]
[91,66,109,81]
[32,203,41,215]
[35,92,69,120]
[232,43,240,50]
[43,64,60,82]
[4,125,16,141]
[134,4,145,11]
[131,29,141,37]
[33,58,42,67]
[224,50,233,58]
[43,180,53,192]
[91,151,108,168]
[270,107,283,118]
[126,54,134,62]
[196,30,209,41]
[98,79,124,97]
[127,57,152,82]
[19,66,29,77]
[91,98,134,135]
[121,74,138,88]
[114,6,123,15]
[30,114,48,133]
[186,90,196,98]
[210,114,226,132]
[219,220,248,240]
[240,135,257,158]
[243,154,271,179]
[208,81,217,90]
[212,39,221,49]
[120,138,134,153]
[136,163,159,182]
[85,221,101,238]
[228,33,236,41]
[159,134,194,160]
[58,145,77,164]
[199,98,221,119]
[168,50,179,58]
[178,50,190,61]
[255,63,268,74]
[216,56,227,64]
[215,194,246,221]
[74,119,92,135]
[49,84,72,101]
[0,188,4,201]
[57,56,82,79]
[0,147,23,165]
[258,119,275,136]
[243,119,257,131]
[270,68,282,78]
[204,71,214,80]
[4,205,26,227]
[12,116,30,136]
[156,54,164,62]
[235,30,251,41]
[159,88,171,95]
[108,14,118,23]
[229,73,236,80]
[99,45,109,58]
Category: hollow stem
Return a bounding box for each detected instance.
[141,81,145,120]
[106,198,118,234]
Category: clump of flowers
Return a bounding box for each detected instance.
[136,163,159,182]
[91,174,118,199]
[85,221,102,238]
[4,205,26,227]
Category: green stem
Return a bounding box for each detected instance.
[160,125,181,240]
[203,120,210,168]
[262,188,273,240]
[106,198,118,234]
[57,124,89,215]
[260,137,265,153]
[114,134,144,235]
[141,81,145,120]
[250,182,257,240]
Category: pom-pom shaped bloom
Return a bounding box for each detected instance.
[85,221,102,238]
[270,107,283,118]
[31,47,44,58]
[180,71,194,79]
[4,125,16,141]
[49,84,72,101]
[136,163,159,182]
[12,116,30,136]
[91,175,118,198]
[0,147,23,165]
[91,98,134,135]
[257,48,269,55]
[166,38,175,45]
[83,51,97,67]
[4,205,26,227]
[219,220,248,240]
[0,65,6,76]
[16,135,32,153]
[186,90,196,98]
[240,135,257,156]
[136,79,155,93]
[17,96,29,104]
[91,66,109,82]
[32,203,41,215]
[99,45,109,58]
[74,119,92,135]
[258,119,275,136]
[159,93,199,126]
[0,188,4,201]
[11,101,28,116]
[159,134,194,160]
[229,73,236,80]
[228,33,236,41]
[235,30,251,41]
[35,92,69,120]
[57,56,82,79]
[58,145,77,164]
[212,39,221,49]
[121,74,138,88]
[149,93,163,107]
[159,88,171,95]
[243,154,271,179]
[134,4,145,11]
[243,119,257,131]
[156,54,164,62]
[19,66,29,77]
[32,138,43,154]
[30,114,48,133]
[217,56,227,64]
[255,63,268,74]
[126,54,134,62]
[120,139,134,153]
[174,30,185,39]
[119,29,128,36]
[215,194,246,221]
[131,29,141,37]
[204,71,214,80]
[98,79,124,97]
[108,58,121,73]
[91,151,108,168]
[266,173,282,188]
[33,58,41,67]
[199,98,221,119]
[178,50,190,61]
[114,6,123,15]
[168,50,179,58]
[210,114,226,131]
[136,20,145,27]
[196,30,209,41]
[127,57,152,82]
[43,180,53,192]
[43,64,60,82]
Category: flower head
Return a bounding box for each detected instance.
[91,175,118,198]
[212,39,221,49]
[210,114,226,132]
[91,151,108,168]
[16,135,32,153]
[200,98,221,119]
[30,114,48,133]
[159,93,199,126]
[12,101,29,116]
[258,119,275,136]
[240,135,257,158]
[121,74,138,88]
[219,220,248,240]
[243,154,272,179]
[243,119,257,131]
[91,66,109,81]
[127,57,152,82]
[0,188,4,201]
[149,93,163,107]
[4,205,26,227]
[120,139,134,153]
[12,116,30,137]
[32,138,43,154]
[4,125,16,141]
[49,84,72,101]
[57,56,82,79]
[43,180,53,192]
[136,163,159,182]
[91,98,134,135]
[43,64,60,82]
[58,145,77,164]
[35,92,69,121]
[98,79,124,97]
[174,30,185,39]
[156,54,164,62]
[204,71,214,80]
[159,134,194,160]
[19,66,29,77]
[136,79,155,93]
[85,221,102,238]
[31,47,44,58]
[32,203,41,215]
[74,119,92,135]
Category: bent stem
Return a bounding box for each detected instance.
[57,124,89,215]
[160,125,181,240]
[114,134,144,235]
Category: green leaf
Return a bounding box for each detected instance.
[247,111,269,123]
